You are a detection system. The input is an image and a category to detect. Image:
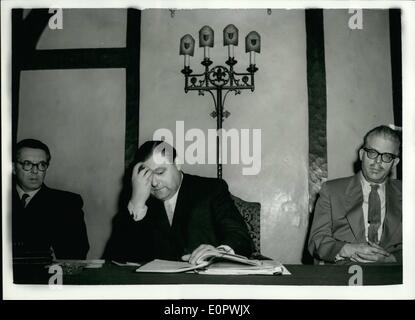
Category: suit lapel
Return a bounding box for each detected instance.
[345,174,366,242]
[25,185,46,209]
[380,180,401,246]
[13,187,23,210]
[13,185,51,245]
[148,196,170,230]
[25,185,53,220]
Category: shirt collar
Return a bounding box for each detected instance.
[359,171,386,195]
[16,184,42,199]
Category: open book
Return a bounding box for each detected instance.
[135,249,289,275]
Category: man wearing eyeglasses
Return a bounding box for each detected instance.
[308,125,401,264]
[12,139,89,260]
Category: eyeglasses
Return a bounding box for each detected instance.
[17,160,49,172]
[363,147,398,163]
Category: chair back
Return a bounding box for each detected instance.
[231,194,261,256]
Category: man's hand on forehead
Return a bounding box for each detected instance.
[137,163,161,177]
[137,163,147,173]
[130,162,153,206]
[132,163,152,184]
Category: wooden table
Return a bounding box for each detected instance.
[13,262,402,286]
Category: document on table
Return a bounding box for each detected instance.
[111,260,141,267]
[196,260,291,275]
[135,259,290,275]
[136,259,209,273]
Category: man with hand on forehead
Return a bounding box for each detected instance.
[105,140,253,264]
[308,125,402,264]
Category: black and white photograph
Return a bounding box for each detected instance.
[1,0,415,302]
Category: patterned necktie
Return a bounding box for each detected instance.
[368,184,381,243]
[21,193,30,208]
[164,201,174,226]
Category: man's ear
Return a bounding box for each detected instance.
[392,157,400,168]
[359,148,364,161]
[12,162,16,175]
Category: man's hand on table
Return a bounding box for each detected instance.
[339,242,396,263]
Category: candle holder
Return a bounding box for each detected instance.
[180,25,260,178]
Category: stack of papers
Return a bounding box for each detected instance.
[196,260,291,275]
[135,259,291,275]
[136,259,209,273]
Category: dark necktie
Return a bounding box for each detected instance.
[368,184,381,243]
[21,193,29,208]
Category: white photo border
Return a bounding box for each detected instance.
[2,0,415,300]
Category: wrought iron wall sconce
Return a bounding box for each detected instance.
[180,24,260,178]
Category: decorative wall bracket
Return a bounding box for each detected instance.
[180,25,260,178]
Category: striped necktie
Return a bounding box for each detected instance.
[368,184,381,243]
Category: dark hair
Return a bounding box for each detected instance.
[135,140,177,164]
[363,125,401,153]
[14,139,51,162]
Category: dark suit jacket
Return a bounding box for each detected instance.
[308,173,402,264]
[104,173,253,262]
[12,184,89,259]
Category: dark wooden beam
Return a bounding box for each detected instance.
[12,9,25,146]
[124,9,141,169]
[303,9,328,264]
[20,48,127,70]
[389,9,402,180]
[306,9,328,213]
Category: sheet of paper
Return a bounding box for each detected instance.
[196,260,291,275]
[111,260,141,267]
[136,259,208,273]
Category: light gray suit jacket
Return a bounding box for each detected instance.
[308,173,402,263]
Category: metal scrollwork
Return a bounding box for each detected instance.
[208,66,230,87]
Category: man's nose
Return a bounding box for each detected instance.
[30,165,39,173]
[374,154,383,163]
[151,174,159,187]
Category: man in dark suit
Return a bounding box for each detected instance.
[12,139,89,259]
[308,125,401,264]
[105,141,253,263]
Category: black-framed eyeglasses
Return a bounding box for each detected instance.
[17,160,49,172]
[363,147,398,163]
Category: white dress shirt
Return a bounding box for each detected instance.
[360,174,386,242]
[163,183,181,226]
[16,184,41,207]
